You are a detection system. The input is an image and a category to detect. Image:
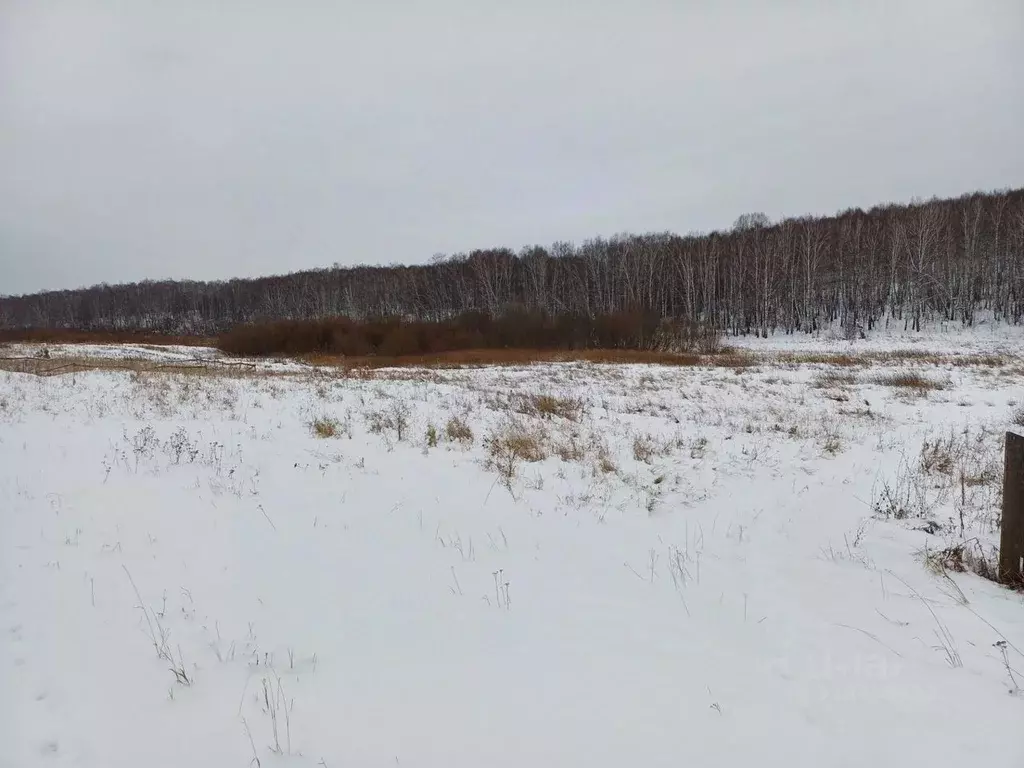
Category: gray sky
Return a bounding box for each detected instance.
[1,1,1022,296]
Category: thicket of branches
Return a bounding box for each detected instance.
[2,187,1023,338]
[217,312,723,357]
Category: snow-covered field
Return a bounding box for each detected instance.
[2,340,1024,767]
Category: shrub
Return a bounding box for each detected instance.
[216,311,725,359]
[445,416,474,445]
[653,318,725,354]
[1012,407,1024,427]
[366,400,411,441]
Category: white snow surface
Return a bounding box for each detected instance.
[2,341,1023,767]
[4,342,225,362]
[729,316,1024,356]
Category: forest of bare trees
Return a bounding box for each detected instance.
[2,188,1023,339]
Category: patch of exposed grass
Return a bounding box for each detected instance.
[0,355,264,379]
[516,393,583,421]
[767,350,1014,369]
[308,348,713,369]
[811,369,857,388]
[485,421,548,484]
[772,352,862,367]
[872,371,947,391]
[310,416,340,438]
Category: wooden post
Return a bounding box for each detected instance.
[999,432,1024,587]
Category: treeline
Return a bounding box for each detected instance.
[217,311,723,357]
[2,187,1023,338]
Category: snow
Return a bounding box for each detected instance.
[2,343,225,363]
[729,315,1024,356]
[2,338,1023,767]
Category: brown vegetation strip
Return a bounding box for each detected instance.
[0,356,259,378]
[302,348,722,368]
[0,346,1016,376]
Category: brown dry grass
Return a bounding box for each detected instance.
[3,341,1014,380]
[516,393,583,421]
[872,371,948,391]
[305,348,723,368]
[485,421,548,484]
[811,370,858,388]
[921,540,999,584]
[0,355,263,379]
[771,350,1013,368]
[310,417,340,438]
[490,430,546,464]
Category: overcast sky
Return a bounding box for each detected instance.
[1,1,1021,296]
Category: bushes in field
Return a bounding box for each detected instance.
[216,310,724,358]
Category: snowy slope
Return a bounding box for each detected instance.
[1,348,1023,767]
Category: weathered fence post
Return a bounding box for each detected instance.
[999,431,1024,587]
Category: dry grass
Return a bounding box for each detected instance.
[921,539,999,584]
[0,355,264,379]
[489,427,546,464]
[485,421,548,484]
[821,428,843,456]
[552,430,587,462]
[918,429,1000,489]
[872,371,948,391]
[632,434,665,463]
[811,370,857,388]
[872,426,1002,530]
[516,393,583,421]
[595,449,618,474]
[444,416,474,445]
[306,348,720,368]
[780,352,862,366]
[9,341,1010,380]
[310,417,340,438]
[770,350,1013,368]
